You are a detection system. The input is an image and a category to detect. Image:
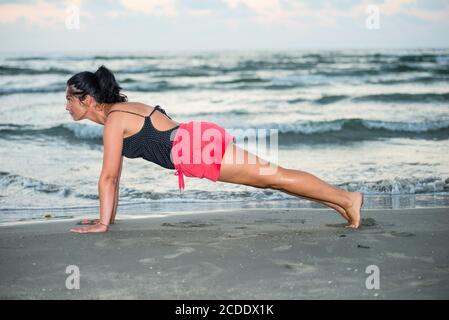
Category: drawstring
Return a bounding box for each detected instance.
[174,168,185,193]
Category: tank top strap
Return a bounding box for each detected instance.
[149,105,172,120]
[107,110,146,118]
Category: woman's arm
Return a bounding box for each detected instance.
[110,156,123,224]
[70,114,124,233]
[70,172,117,233]
[77,157,122,227]
[97,174,117,226]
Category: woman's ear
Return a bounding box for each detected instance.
[80,94,94,108]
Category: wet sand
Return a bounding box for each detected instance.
[0,207,448,299]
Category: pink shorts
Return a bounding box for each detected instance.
[171,121,235,191]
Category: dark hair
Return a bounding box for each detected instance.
[66,65,128,104]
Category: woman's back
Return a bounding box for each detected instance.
[106,102,180,169]
[108,102,180,139]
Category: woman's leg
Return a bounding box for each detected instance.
[280,189,351,222]
[218,143,362,228]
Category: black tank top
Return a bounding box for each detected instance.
[107,105,179,169]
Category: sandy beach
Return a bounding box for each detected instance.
[0,207,448,300]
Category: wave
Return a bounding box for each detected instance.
[1,171,448,214]
[2,51,448,76]
[214,75,448,91]
[312,65,449,78]
[0,81,190,96]
[186,109,252,117]
[85,176,449,197]
[3,79,448,99]
[0,171,72,197]
[2,62,446,80]
[1,62,448,96]
[3,55,157,63]
[212,77,268,85]
[352,93,449,103]
[289,94,349,105]
[304,52,449,64]
[366,76,449,85]
[285,92,449,104]
[398,54,447,63]
[2,118,448,146]
[0,123,103,142]
[341,176,449,195]
[5,56,50,61]
[0,171,105,203]
[123,81,194,92]
[231,119,449,144]
[0,83,66,96]
[151,69,219,78]
[92,55,158,60]
[314,95,348,104]
[0,66,72,75]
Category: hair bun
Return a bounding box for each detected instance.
[67,65,128,104]
[93,65,128,103]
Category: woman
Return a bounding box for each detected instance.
[67,65,363,234]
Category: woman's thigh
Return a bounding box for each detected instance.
[217,143,281,188]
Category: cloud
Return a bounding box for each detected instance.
[221,0,348,28]
[222,0,288,25]
[105,10,124,18]
[184,9,213,17]
[1,0,447,32]
[107,1,215,19]
[221,0,449,28]
[0,0,92,27]
[407,7,449,22]
[224,18,241,30]
[119,0,178,17]
[350,0,449,24]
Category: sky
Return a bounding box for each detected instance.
[0,0,448,53]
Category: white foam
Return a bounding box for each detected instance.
[62,122,103,139]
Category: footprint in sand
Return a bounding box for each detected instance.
[161,221,213,228]
[138,257,157,264]
[326,217,378,228]
[163,247,195,259]
[272,245,292,252]
[390,231,415,237]
[271,259,316,273]
[361,218,377,227]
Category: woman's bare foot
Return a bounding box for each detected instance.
[327,203,351,223]
[344,192,363,229]
[70,222,108,233]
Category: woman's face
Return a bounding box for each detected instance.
[65,86,88,121]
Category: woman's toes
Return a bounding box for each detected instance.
[345,222,360,229]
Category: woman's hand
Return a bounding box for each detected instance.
[70,222,108,233]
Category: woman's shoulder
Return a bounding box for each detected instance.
[108,102,155,116]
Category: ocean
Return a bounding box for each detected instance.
[1,48,448,222]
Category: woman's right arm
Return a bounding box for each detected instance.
[110,156,123,224]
